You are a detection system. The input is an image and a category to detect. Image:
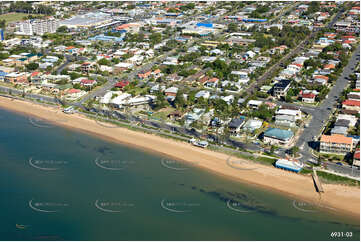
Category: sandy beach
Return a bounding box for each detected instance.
[0,96,359,219]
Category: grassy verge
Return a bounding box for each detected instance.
[0,13,43,23]
[317,170,360,186]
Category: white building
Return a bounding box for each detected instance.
[18,19,59,36]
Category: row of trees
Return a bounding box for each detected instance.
[9,2,54,15]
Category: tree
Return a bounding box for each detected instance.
[56,26,68,33]
[227,23,238,32]
[97,58,111,66]
[149,32,162,45]
[25,62,39,71]
[290,146,299,157]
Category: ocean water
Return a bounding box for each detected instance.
[0,107,359,241]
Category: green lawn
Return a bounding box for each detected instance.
[0,13,43,23]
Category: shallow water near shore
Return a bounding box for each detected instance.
[0,107,359,241]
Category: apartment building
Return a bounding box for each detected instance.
[19,19,59,36]
[320,134,353,155]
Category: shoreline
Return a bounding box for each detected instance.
[0,96,359,220]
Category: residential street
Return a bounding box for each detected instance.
[297,48,360,176]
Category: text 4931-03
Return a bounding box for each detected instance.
[330,232,353,238]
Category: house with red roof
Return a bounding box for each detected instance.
[342,99,360,111]
[30,71,42,83]
[114,80,130,89]
[204,77,219,88]
[80,79,97,88]
[323,63,335,70]
[65,88,86,101]
[81,62,95,73]
[138,70,152,79]
[302,92,316,103]
[353,148,360,167]
[152,69,162,78]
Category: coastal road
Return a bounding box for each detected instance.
[0,86,59,104]
[297,48,360,171]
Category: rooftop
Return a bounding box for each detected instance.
[320,134,353,145]
[264,128,294,140]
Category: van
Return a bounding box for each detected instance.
[63,106,74,114]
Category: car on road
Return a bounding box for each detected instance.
[336,162,343,166]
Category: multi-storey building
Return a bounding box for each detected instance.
[272,79,292,97]
[19,19,59,36]
[320,134,353,155]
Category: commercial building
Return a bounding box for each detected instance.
[60,12,112,29]
[320,134,353,155]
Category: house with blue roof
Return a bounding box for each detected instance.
[263,128,294,146]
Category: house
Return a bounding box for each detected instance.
[110,93,132,108]
[336,114,358,127]
[342,99,360,111]
[65,88,86,101]
[185,108,205,124]
[138,70,152,79]
[166,73,183,82]
[263,128,294,146]
[242,119,263,132]
[205,77,219,88]
[221,95,234,105]
[150,84,165,94]
[230,71,249,84]
[167,111,182,121]
[323,63,335,70]
[113,62,134,74]
[164,87,178,101]
[347,92,360,101]
[29,71,42,84]
[209,116,223,127]
[273,79,292,97]
[276,108,302,120]
[275,115,296,127]
[72,77,88,85]
[302,92,316,103]
[248,100,263,109]
[152,69,162,78]
[195,90,210,99]
[80,79,97,87]
[228,117,245,134]
[353,149,360,167]
[81,62,94,72]
[313,75,328,85]
[320,134,353,155]
[334,119,351,129]
[125,95,156,106]
[114,80,130,89]
[4,72,27,83]
[330,126,348,136]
